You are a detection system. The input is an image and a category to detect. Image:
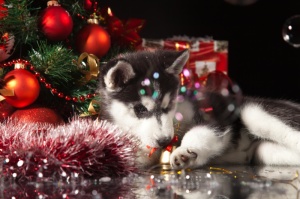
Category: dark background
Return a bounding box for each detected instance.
[101,0,300,102]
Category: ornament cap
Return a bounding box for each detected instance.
[87,18,99,25]
[47,0,60,6]
[14,63,25,69]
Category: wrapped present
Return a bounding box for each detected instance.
[137,36,228,85]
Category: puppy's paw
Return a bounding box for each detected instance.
[170,147,208,170]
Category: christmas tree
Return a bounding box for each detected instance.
[0,0,144,181]
[0,0,230,182]
[0,0,145,123]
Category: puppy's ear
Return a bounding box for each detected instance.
[103,60,135,92]
[164,49,190,75]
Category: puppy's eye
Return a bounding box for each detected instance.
[162,107,169,113]
[134,104,148,117]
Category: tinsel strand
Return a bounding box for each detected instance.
[0,118,139,181]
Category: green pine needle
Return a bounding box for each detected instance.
[0,0,40,45]
[29,41,82,91]
[0,0,137,119]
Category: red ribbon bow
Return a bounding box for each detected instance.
[147,135,178,157]
[106,10,145,48]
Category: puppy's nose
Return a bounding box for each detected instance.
[157,136,172,147]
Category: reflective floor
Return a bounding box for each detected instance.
[1,165,300,199]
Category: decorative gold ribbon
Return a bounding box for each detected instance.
[76,52,100,84]
[0,88,14,101]
[79,100,98,117]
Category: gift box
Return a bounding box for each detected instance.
[137,36,228,84]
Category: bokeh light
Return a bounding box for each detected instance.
[282,15,300,48]
[175,71,243,125]
[139,75,160,100]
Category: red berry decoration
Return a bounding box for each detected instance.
[76,24,111,58]
[3,69,40,108]
[39,6,73,41]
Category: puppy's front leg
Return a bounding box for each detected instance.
[170,125,231,169]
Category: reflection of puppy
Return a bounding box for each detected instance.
[98,49,189,168]
[171,166,298,199]
[98,49,300,170]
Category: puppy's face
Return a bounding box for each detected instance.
[99,50,189,149]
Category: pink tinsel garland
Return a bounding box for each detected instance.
[0,118,139,181]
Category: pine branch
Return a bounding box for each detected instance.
[0,0,138,119]
[0,0,40,45]
[28,41,82,90]
[59,0,86,17]
[28,41,100,117]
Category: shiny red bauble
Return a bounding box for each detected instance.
[11,105,64,125]
[83,0,93,11]
[76,24,111,58]
[39,6,73,41]
[3,69,40,108]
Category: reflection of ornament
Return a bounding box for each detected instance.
[39,6,73,41]
[11,105,64,125]
[3,67,40,108]
[76,22,111,58]
[0,119,138,180]
[282,15,300,48]
[0,33,15,62]
[107,8,145,47]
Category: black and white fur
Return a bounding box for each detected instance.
[98,49,300,169]
[98,50,187,167]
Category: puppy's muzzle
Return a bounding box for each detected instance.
[157,136,172,148]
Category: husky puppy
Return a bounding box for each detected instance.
[98,49,300,169]
[98,49,188,168]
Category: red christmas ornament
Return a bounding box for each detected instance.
[3,69,40,108]
[10,105,64,125]
[39,6,73,41]
[83,0,94,11]
[76,24,111,58]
